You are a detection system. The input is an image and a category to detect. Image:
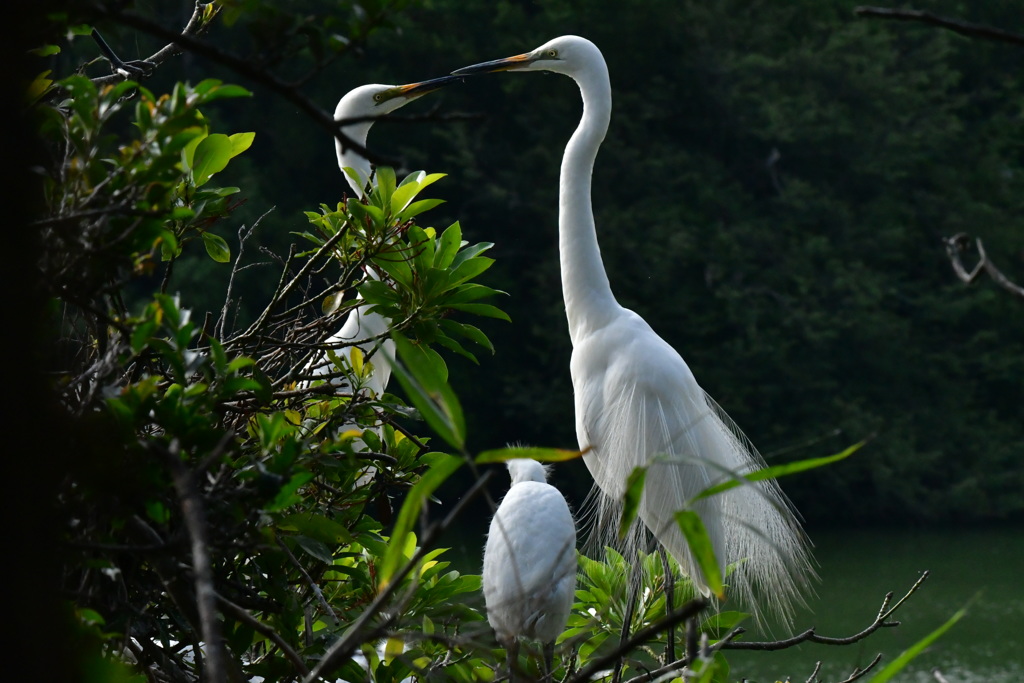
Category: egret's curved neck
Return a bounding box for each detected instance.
[560,60,617,342]
[335,116,373,198]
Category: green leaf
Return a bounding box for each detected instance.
[408,225,436,274]
[619,466,648,539]
[449,256,495,285]
[191,134,234,187]
[398,198,444,220]
[373,166,397,207]
[294,535,335,564]
[389,333,465,450]
[378,453,462,587]
[266,471,314,511]
[868,600,969,683]
[202,232,231,263]
[446,303,511,322]
[674,510,724,598]
[371,245,414,287]
[439,320,494,353]
[450,242,494,268]
[433,222,462,269]
[31,44,61,56]
[200,83,252,102]
[227,131,255,158]
[389,181,421,216]
[441,284,506,305]
[695,440,865,501]
[476,446,586,464]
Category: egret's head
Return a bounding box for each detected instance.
[506,458,550,486]
[452,35,601,78]
[335,75,459,120]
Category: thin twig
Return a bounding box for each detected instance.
[217,594,310,676]
[835,652,883,683]
[276,538,338,627]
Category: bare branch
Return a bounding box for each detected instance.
[91,2,392,167]
[722,571,928,651]
[854,6,1024,46]
[166,438,226,683]
[944,233,1024,299]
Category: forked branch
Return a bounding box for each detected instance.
[944,233,1024,300]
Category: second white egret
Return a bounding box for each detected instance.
[483,459,576,681]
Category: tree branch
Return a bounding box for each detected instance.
[944,233,1024,300]
[91,2,393,167]
[565,597,709,683]
[722,571,928,651]
[166,438,226,683]
[854,6,1024,46]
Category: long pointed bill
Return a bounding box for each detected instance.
[395,74,462,98]
[451,53,534,76]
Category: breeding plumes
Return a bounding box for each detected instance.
[454,36,814,624]
[307,76,457,392]
[483,459,576,681]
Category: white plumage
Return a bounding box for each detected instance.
[455,36,815,624]
[483,459,576,679]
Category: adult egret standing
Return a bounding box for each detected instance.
[454,37,814,623]
[483,459,576,681]
[307,77,457,395]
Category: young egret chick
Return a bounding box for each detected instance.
[455,37,814,625]
[483,459,577,682]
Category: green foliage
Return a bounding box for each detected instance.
[38,75,252,300]
[568,547,739,681]
[43,47,508,680]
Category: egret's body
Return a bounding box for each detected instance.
[483,459,576,680]
[455,36,814,623]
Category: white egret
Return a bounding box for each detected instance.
[454,36,814,623]
[483,458,576,681]
[307,76,458,393]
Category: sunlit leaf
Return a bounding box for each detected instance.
[191,133,233,187]
[476,446,586,464]
[675,510,724,599]
[619,466,647,538]
[695,440,865,501]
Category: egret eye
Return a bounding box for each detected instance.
[373,93,384,102]
[547,49,558,58]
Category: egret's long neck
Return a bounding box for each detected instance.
[560,61,617,343]
[335,115,373,198]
